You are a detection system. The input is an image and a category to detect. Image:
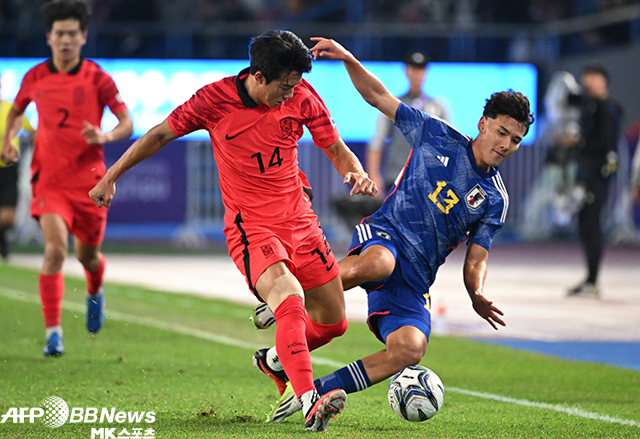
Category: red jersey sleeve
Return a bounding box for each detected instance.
[97,71,127,115]
[13,69,36,112]
[300,80,340,148]
[168,85,222,137]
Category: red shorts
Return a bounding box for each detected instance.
[225,210,340,299]
[30,187,107,247]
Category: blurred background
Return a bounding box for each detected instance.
[2,0,640,252]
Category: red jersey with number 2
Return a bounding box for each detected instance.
[168,68,340,225]
[13,58,127,192]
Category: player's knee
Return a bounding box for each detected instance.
[43,242,67,266]
[359,247,395,282]
[264,272,304,311]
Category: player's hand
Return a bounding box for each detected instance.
[344,171,378,197]
[470,293,506,330]
[309,37,354,62]
[81,121,107,145]
[0,142,18,165]
[89,177,116,208]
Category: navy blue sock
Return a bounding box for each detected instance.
[314,359,372,395]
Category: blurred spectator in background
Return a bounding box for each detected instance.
[567,64,623,298]
[0,76,35,260]
[521,71,582,240]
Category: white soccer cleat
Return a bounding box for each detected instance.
[251,303,275,329]
[267,382,302,423]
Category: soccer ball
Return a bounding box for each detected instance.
[388,365,444,422]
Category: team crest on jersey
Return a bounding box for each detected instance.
[376,231,391,240]
[466,185,488,210]
[280,118,293,139]
[261,244,275,258]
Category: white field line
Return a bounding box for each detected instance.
[1,286,638,428]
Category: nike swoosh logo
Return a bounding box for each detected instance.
[325,263,335,272]
[225,132,241,140]
[291,350,306,355]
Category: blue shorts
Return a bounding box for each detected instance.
[348,222,432,343]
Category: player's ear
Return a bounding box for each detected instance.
[477,116,487,133]
[254,71,266,85]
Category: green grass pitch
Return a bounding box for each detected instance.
[1,264,639,438]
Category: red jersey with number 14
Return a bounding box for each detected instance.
[13,58,127,192]
[168,68,340,225]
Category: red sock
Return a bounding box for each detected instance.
[39,273,64,328]
[273,295,314,398]
[84,254,106,296]
[305,314,348,351]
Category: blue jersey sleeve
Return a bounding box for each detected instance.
[468,191,506,251]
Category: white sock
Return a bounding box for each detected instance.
[300,389,319,416]
[267,346,283,372]
[45,326,63,339]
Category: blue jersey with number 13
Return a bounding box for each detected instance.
[365,102,509,287]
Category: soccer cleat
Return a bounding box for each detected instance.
[567,281,600,298]
[304,389,347,432]
[251,303,275,329]
[267,382,303,423]
[43,332,64,357]
[86,287,106,333]
[253,348,289,396]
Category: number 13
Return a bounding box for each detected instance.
[428,181,459,214]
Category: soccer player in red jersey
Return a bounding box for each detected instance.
[1,0,133,357]
[90,30,377,432]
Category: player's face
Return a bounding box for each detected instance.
[256,71,303,108]
[47,19,87,64]
[473,115,525,171]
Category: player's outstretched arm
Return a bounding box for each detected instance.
[1,104,26,165]
[323,138,378,197]
[89,119,178,208]
[309,37,400,122]
[463,242,506,330]
[82,109,133,145]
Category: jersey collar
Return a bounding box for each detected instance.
[47,57,84,75]
[236,67,259,108]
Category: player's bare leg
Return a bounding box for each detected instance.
[38,213,69,356]
[359,325,428,384]
[303,276,345,325]
[338,244,395,291]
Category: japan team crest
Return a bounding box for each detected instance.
[465,184,488,210]
[280,118,293,139]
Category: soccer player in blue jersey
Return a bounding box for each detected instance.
[252,37,535,422]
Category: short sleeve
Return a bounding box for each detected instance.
[167,86,217,137]
[300,81,340,148]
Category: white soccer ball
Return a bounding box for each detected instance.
[388,365,444,422]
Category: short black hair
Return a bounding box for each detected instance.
[248,30,312,84]
[483,89,535,136]
[581,63,609,86]
[42,0,91,33]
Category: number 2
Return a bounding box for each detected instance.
[57,108,69,128]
